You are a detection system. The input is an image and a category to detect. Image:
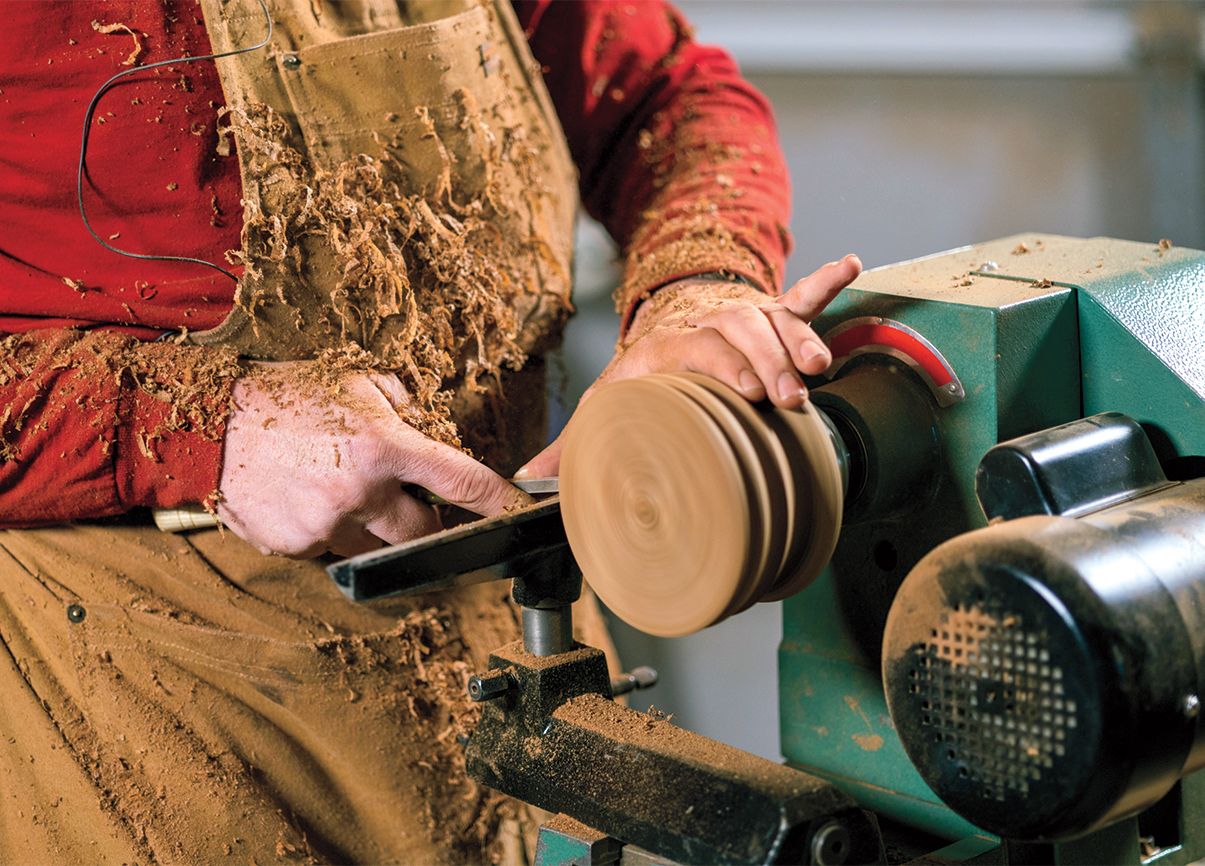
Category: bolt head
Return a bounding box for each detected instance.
[66,604,86,624]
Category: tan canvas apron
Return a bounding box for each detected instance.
[192,0,578,469]
[0,4,602,864]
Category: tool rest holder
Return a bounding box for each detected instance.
[327,499,883,865]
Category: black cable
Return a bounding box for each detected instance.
[76,0,273,282]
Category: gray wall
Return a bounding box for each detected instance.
[553,0,1205,760]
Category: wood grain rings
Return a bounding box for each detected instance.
[560,372,844,637]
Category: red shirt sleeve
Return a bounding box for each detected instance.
[0,2,242,526]
[0,330,236,526]
[517,0,794,331]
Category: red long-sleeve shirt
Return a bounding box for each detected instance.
[0,0,791,526]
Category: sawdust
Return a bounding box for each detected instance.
[90,19,144,67]
[0,521,534,863]
[621,277,766,345]
[223,100,569,448]
[306,607,509,862]
[0,330,240,467]
[619,206,767,320]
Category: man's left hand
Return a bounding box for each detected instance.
[519,253,862,477]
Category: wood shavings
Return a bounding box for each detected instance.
[224,99,570,450]
[0,331,241,466]
[90,19,143,67]
[61,276,86,293]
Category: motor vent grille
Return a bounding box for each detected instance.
[906,603,1077,801]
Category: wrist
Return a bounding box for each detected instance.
[626,275,770,343]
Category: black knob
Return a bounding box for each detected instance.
[610,665,658,697]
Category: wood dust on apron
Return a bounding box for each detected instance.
[193,0,578,466]
[0,3,597,864]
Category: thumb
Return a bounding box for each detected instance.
[517,381,605,480]
[516,430,565,480]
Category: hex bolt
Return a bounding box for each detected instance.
[66,604,87,624]
[467,669,513,702]
[810,820,851,866]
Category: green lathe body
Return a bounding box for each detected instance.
[781,234,1205,861]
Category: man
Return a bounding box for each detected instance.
[0,0,860,862]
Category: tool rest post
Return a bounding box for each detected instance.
[511,547,581,656]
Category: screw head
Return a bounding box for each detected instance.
[282,54,301,69]
[66,604,87,624]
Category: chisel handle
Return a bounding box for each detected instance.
[151,477,558,533]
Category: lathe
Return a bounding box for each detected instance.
[330,234,1205,865]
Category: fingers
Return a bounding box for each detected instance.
[781,253,862,321]
[762,305,832,376]
[363,491,441,546]
[365,372,411,413]
[660,327,763,400]
[397,433,533,517]
[700,305,807,408]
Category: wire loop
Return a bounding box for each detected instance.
[76,0,273,281]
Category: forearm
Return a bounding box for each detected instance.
[520,0,793,333]
[611,73,792,329]
[0,329,239,526]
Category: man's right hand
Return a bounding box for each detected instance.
[216,364,531,558]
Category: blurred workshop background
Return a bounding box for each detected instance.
[550,0,1205,760]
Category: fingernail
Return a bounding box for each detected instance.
[738,370,761,394]
[844,253,862,267]
[513,466,532,480]
[801,341,830,366]
[778,372,807,402]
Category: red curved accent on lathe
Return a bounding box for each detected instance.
[827,324,953,387]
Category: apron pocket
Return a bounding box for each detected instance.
[278,6,511,174]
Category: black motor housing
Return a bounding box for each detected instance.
[883,415,1205,841]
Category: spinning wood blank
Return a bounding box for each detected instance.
[561,373,843,637]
